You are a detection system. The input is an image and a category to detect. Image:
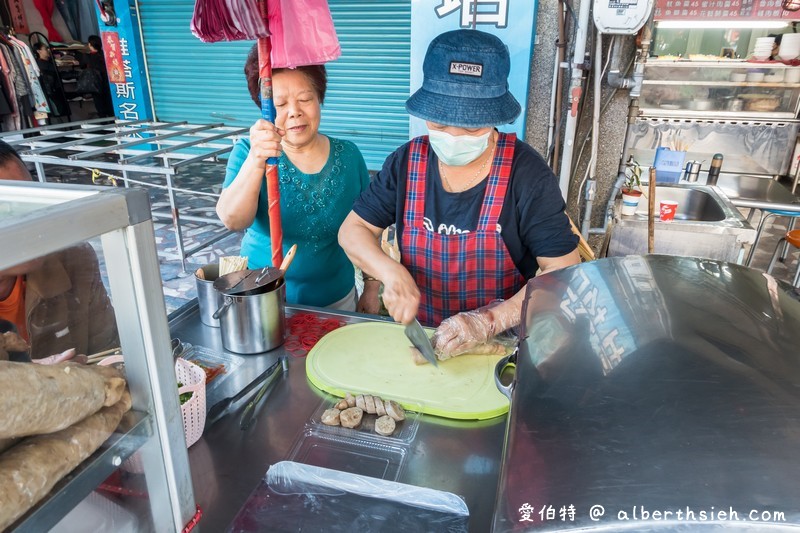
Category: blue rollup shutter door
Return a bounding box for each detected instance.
[137,0,411,170]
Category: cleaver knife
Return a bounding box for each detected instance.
[405,318,438,367]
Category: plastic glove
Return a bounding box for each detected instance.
[432,302,520,360]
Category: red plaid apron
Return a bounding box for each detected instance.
[400,133,525,327]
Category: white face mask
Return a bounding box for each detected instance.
[428,129,490,167]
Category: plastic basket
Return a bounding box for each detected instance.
[99,356,207,473]
[176,357,207,447]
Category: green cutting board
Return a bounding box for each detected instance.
[306,322,509,420]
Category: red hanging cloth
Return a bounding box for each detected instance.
[31,0,63,42]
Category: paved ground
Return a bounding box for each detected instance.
[35,159,242,314]
[33,160,800,315]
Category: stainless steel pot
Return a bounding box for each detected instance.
[195,263,224,328]
[214,281,286,354]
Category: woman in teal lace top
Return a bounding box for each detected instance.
[217,47,377,311]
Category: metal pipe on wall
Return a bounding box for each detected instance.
[549,3,568,172]
[590,22,654,236]
[546,37,561,167]
[581,30,604,238]
[557,0,593,199]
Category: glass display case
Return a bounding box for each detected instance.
[640,60,800,119]
[0,180,195,531]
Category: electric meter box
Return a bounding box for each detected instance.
[593,0,654,34]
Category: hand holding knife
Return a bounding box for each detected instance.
[404,318,438,367]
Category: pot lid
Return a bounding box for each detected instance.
[212,244,297,296]
[213,267,281,296]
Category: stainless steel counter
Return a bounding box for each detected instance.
[168,304,507,532]
[717,174,800,212]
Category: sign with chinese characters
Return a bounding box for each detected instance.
[654,0,800,20]
[102,32,125,83]
[409,0,538,138]
[94,0,153,120]
[7,0,29,34]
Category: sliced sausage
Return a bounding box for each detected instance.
[375,415,396,436]
[321,408,341,426]
[384,400,406,421]
[355,394,365,410]
[345,392,356,407]
[364,395,376,414]
[374,396,387,417]
[339,407,363,428]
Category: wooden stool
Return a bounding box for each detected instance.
[766,229,800,287]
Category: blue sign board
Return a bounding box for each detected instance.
[94,0,153,121]
[409,0,539,138]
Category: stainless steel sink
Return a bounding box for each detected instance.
[634,186,726,221]
[610,183,755,262]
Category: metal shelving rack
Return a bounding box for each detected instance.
[0,181,196,531]
[1,118,247,269]
[628,60,800,177]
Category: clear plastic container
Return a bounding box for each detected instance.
[288,427,408,481]
[182,344,243,394]
[307,393,421,445]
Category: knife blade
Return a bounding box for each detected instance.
[205,358,282,425]
[404,318,438,367]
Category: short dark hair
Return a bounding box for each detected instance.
[244,44,327,108]
[32,42,47,53]
[88,35,102,50]
[0,140,22,166]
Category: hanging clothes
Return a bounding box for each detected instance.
[8,36,50,114]
[0,45,20,130]
[31,0,64,42]
[1,44,24,129]
[0,71,13,132]
[54,0,79,42]
[77,0,100,42]
[3,43,30,100]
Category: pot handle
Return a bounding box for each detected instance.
[212,296,233,320]
[494,349,517,401]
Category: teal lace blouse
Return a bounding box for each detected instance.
[223,136,370,307]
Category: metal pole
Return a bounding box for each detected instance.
[648,168,656,253]
[557,0,593,200]
[581,31,603,239]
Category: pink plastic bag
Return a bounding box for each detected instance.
[191,0,269,43]
[267,0,341,68]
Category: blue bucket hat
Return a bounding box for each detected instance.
[406,29,521,128]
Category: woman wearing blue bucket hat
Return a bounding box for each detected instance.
[339,29,580,360]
